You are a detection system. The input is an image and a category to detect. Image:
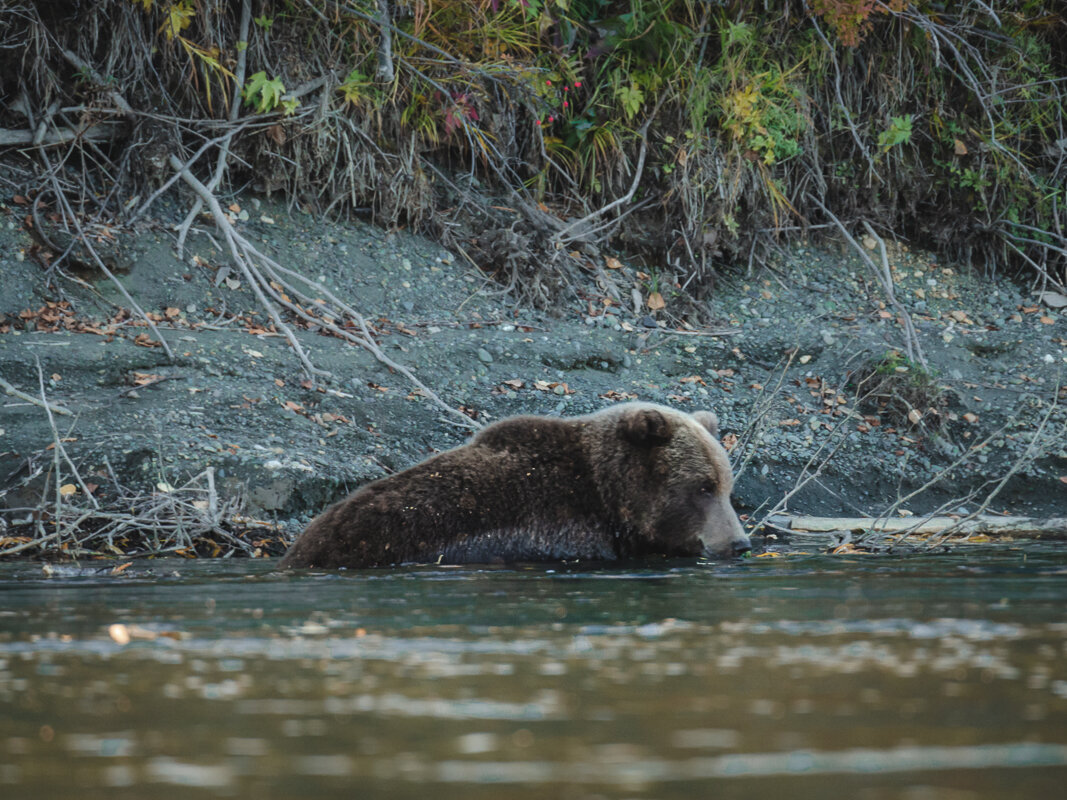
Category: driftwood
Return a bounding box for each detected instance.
[0,374,72,416]
[0,122,122,147]
[767,514,1067,540]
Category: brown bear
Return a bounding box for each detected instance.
[279,402,750,569]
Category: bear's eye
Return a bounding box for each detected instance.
[698,479,716,495]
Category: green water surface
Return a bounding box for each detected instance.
[1,545,1065,799]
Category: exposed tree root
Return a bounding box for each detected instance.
[168,154,480,430]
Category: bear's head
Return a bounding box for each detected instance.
[589,403,751,559]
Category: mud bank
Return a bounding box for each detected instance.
[1,196,1065,556]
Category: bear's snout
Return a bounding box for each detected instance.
[699,494,751,558]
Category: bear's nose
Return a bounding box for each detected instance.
[732,540,752,557]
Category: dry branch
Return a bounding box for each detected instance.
[0,122,122,147]
[806,194,927,368]
[167,154,480,430]
[778,514,1067,540]
[0,374,72,416]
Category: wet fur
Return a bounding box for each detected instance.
[280,403,747,569]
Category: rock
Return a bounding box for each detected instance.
[476,348,493,364]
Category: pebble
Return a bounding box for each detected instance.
[477,348,493,364]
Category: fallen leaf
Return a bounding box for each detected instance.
[1039,316,1054,325]
[156,481,174,493]
[133,372,162,385]
[953,138,968,155]
[108,624,130,645]
[274,378,285,387]
[779,418,801,426]
[59,483,77,496]
[110,562,133,576]
[721,432,738,451]
[502,379,524,389]
[907,409,923,424]
[228,203,241,213]
[962,412,978,424]
[647,291,665,311]
[284,401,304,412]
[799,355,812,364]
[1059,476,1067,485]
[755,552,781,558]
[605,256,624,270]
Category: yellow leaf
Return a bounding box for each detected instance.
[647,291,665,311]
[160,1,195,41]
[755,552,781,558]
[605,257,624,270]
[59,483,77,496]
[953,139,968,156]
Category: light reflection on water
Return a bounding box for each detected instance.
[0,545,1065,799]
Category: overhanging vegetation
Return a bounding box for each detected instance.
[1,0,1064,300]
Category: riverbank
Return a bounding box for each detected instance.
[1,195,1065,558]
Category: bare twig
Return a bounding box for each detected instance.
[168,154,479,429]
[551,98,665,247]
[169,154,323,380]
[175,0,253,258]
[35,358,98,510]
[806,194,926,368]
[0,374,72,416]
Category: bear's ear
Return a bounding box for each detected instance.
[620,408,673,446]
[692,410,720,439]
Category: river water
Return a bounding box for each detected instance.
[1,545,1065,799]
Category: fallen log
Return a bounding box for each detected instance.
[766,515,1067,540]
[0,122,121,147]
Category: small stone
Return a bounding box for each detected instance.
[477,348,493,364]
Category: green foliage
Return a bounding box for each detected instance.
[242,72,286,114]
[338,69,373,108]
[110,0,1066,288]
[615,83,644,121]
[877,115,913,152]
